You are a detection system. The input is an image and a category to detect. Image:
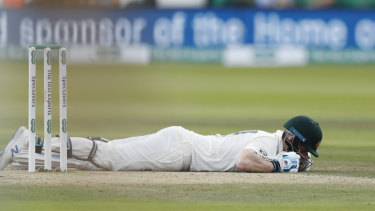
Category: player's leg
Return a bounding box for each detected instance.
[0,127,105,171]
[46,126,190,171]
[49,126,191,171]
[92,126,192,171]
[3,126,195,171]
[47,136,107,170]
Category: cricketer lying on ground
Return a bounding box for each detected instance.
[0,116,322,173]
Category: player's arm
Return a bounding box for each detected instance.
[236,149,301,173]
[236,149,274,173]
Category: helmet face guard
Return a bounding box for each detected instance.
[284,129,304,156]
[283,129,313,170]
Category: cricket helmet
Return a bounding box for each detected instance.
[283,115,322,157]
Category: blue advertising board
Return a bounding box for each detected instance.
[1,8,375,49]
[1,8,375,64]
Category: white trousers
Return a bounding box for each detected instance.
[59,126,194,171]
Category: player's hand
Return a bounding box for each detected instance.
[275,152,300,173]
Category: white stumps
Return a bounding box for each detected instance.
[28,47,36,173]
[44,47,52,171]
[28,45,68,172]
[59,47,68,172]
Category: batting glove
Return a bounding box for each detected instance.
[271,152,300,173]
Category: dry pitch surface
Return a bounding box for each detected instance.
[1,168,374,186]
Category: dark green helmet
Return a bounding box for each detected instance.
[283,116,322,157]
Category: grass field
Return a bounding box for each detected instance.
[1,61,375,210]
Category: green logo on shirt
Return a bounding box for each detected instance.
[259,149,267,156]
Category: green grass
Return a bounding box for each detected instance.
[2,200,374,211]
[1,183,375,203]
[1,184,375,210]
[1,61,375,210]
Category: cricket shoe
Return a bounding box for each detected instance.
[0,126,29,170]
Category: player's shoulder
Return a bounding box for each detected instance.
[252,130,278,138]
[245,130,283,156]
[223,130,274,137]
[220,129,280,140]
[253,130,283,142]
[256,130,272,136]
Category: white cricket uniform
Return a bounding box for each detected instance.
[74,126,285,171]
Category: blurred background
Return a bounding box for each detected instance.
[2,0,375,9]
[1,0,375,65]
